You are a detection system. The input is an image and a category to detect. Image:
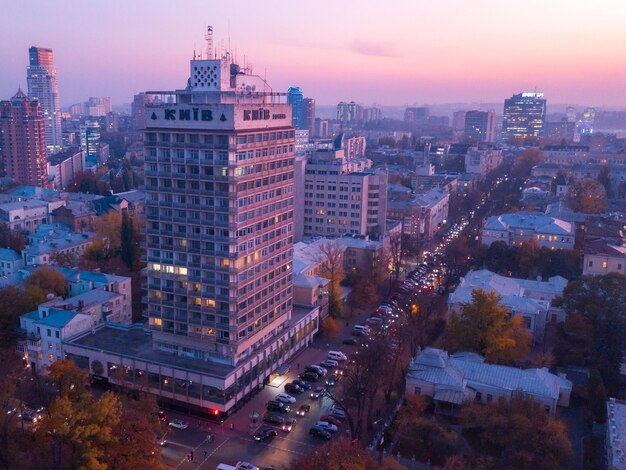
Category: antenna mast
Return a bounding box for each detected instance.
[205,25,214,59]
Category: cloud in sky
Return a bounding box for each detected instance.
[350,40,397,58]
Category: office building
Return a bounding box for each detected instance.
[64,47,319,418]
[314,118,329,138]
[288,86,304,129]
[0,90,48,187]
[452,110,466,132]
[47,147,85,190]
[27,47,62,154]
[337,101,362,123]
[80,121,101,167]
[502,92,546,139]
[464,110,495,143]
[302,98,315,135]
[464,146,503,177]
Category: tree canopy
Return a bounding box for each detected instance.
[446,289,530,363]
[566,178,608,213]
[462,395,572,470]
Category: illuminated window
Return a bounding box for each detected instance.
[221,259,229,267]
[178,267,188,275]
[203,299,216,308]
[602,261,608,269]
[152,318,162,326]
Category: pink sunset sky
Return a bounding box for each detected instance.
[1,0,625,107]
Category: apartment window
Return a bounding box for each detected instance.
[475,391,482,402]
[486,394,493,403]
[414,387,421,395]
[588,260,593,267]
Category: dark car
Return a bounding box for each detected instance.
[299,372,319,382]
[284,383,303,394]
[154,410,167,422]
[263,414,285,425]
[325,374,340,386]
[342,338,358,346]
[292,380,311,390]
[310,386,325,400]
[266,401,289,413]
[309,427,332,440]
[254,428,278,441]
[296,404,311,416]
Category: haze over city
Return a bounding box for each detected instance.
[2,0,626,107]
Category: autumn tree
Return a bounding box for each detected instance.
[512,148,543,178]
[25,265,67,297]
[445,289,530,363]
[388,231,403,285]
[566,178,608,213]
[0,348,21,469]
[49,251,77,268]
[105,408,164,470]
[390,395,460,466]
[0,223,26,253]
[290,438,380,470]
[316,241,346,318]
[120,211,140,271]
[462,395,572,470]
[92,211,122,253]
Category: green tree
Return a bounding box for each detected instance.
[559,274,626,394]
[446,289,530,363]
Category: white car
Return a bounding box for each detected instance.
[329,405,347,420]
[320,359,339,368]
[236,462,260,470]
[275,393,296,404]
[168,419,189,429]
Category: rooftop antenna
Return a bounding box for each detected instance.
[228,20,231,62]
[205,25,214,60]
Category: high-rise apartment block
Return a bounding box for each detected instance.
[27,47,62,154]
[80,121,101,167]
[502,92,546,139]
[314,118,329,138]
[302,98,315,135]
[337,101,362,123]
[288,86,304,128]
[363,107,382,122]
[0,90,48,187]
[404,106,429,123]
[297,137,387,240]
[452,110,466,132]
[464,110,495,143]
[65,49,319,418]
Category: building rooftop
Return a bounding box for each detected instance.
[54,266,128,285]
[0,248,21,261]
[484,211,573,235]
[408,348,572,402]
[607,398,626,470]
[415,187,448,208]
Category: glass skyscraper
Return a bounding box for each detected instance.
[287,86,304,129]
[502,92,546,139]
[27,47,62,154]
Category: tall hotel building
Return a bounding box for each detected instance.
[27,47,62,154]
[502,92,546,139]
[64,51,319,418]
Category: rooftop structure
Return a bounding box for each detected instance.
[482,211,574,249]
[406,348,572,415]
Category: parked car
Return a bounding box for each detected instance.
[236,462,260,470]
[284,383,303,394]
[299,372,319,382]
[342,338,358,346]
[328,351,348,362]
[319,415,342,427]
[266,401,289,413]
[254,428,278,442]
[329,405,346,420]
[292,379,311,390]
[309,427,332,440]
[306,365,327,376]
[296,404,311,416]
[168,419,189,430]
[320,359,339,368]
[310,386,325,400]
[314,421,338,433]
[155,410,168,422]
[282,417,297,432]
[263,414,285,425]
[275,393,296,404]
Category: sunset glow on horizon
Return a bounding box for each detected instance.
[2,0,626,107]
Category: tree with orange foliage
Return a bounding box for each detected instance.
[446,289,530,363]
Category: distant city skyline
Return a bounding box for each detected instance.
[2,0,626,108]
